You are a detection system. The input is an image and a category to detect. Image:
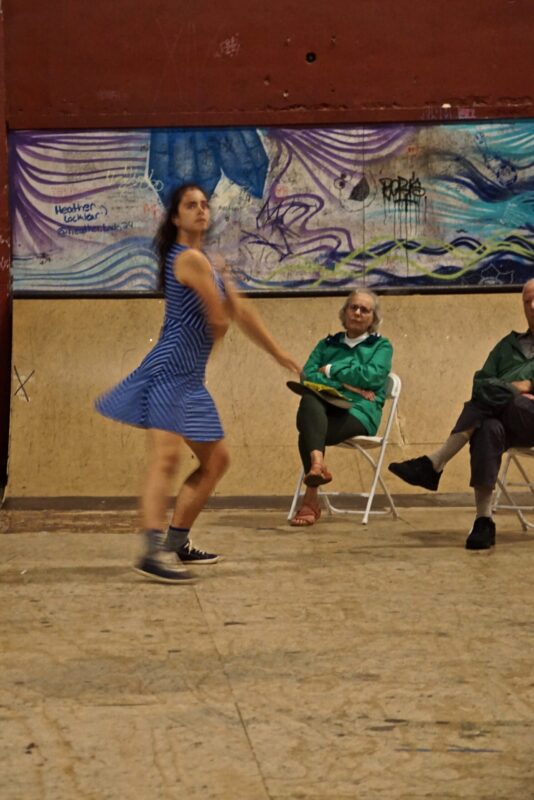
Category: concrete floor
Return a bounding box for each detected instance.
[1,505,533,800]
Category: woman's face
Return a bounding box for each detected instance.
[172,188,210,234]
[343,292,375,337]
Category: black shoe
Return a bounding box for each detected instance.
[134,543,195,583]
[465,517,496,550]
[177,541,220,565]
[388,456,441,491]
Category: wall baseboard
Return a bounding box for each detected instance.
[0,493,487,512]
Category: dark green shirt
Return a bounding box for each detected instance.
[472,331,534,407]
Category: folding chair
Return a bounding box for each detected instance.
[288,372,402,525]
[493,447,534,531]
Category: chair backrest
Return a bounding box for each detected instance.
[379,372,402,442]
[385,372,402,401]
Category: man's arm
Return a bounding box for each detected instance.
[472,336,532,405]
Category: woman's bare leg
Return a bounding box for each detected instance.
[171,438,230,529]
[141,429,183,530]
[310,449,324,470]
[290,485,321,526]
[136,429,193,584]
[303,450,333,487]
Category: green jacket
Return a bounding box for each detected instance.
[472,331,534,406]
[302,332,393,435]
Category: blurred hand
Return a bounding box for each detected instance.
[276,352,302,374]
[343,383,375,401]
[511,379,533,394]
[211,252,230,276]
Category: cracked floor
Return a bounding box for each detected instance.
[1,506,533,799]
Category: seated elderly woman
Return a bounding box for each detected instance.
[290,289,393,526]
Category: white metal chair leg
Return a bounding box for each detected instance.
[492,452,511,509]
[322,445,398,523]
[495,477,530,531]
[366,464,399,523]
[322,490,334,515]
[511,455,534,505]
[362,439,399,524]
[493,449,534,530]
[287,469,305,521]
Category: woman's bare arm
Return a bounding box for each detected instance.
[174,249,230,340]
[222,275,301,373]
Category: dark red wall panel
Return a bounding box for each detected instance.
[2,0,534,487]
[0,5,12,486]
[4,0,534,129]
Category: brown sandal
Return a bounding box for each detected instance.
[304,465,333,488]
[290,504,321,526]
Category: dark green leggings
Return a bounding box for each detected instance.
[296,394,367,472]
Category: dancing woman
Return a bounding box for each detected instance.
[96,184,300,582]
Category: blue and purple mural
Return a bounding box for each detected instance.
[9,122,534,293]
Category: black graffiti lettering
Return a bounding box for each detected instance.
[380,173,426,209]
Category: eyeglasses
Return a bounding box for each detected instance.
[347,304,373,314]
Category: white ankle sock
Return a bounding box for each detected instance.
[429,431,471,473]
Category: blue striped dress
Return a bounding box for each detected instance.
[95,243,225,441]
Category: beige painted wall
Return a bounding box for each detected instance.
[6,292,527,497]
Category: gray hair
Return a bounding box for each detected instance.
[338,289,382,334]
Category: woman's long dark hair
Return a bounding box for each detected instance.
[153,183,208,290]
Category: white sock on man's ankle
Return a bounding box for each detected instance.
[428,431,471,473]
[474,486,494,519]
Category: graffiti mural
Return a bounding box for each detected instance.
[9,122,534,293]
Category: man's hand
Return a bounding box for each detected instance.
[511,379,533,394]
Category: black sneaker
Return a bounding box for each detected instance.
[465,517,496,550]
[134,552,195,583]
[177,541,220,564]
[388,455,441,491]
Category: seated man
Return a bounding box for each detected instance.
[389,278,534,550]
